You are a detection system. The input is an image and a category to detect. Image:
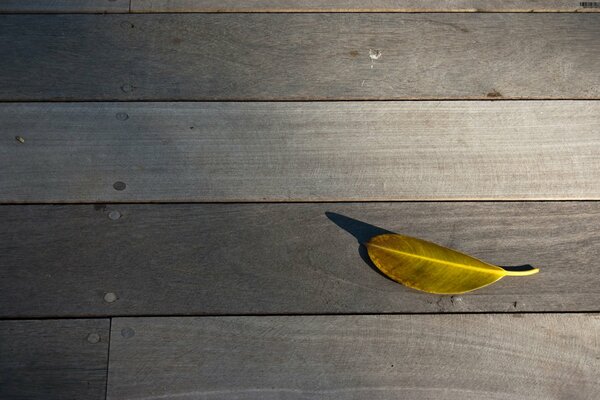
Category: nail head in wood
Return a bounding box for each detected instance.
[104,292,118,303]
[116,112,129,121]
[87,333,100,344]
[121,327,135,339]
[120,83,134,92]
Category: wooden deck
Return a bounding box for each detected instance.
[1,2,599,399]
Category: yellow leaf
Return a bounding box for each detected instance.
[366,234,539,294]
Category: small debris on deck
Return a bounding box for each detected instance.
[369,49,382,69]
[369,49,382,60]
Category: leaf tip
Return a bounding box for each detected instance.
[501,265,540,277]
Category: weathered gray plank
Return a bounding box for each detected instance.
[2,0,597,13]
[2,202,600,317]
[107,315,600,399]
[0,319,109,400]
[0,0,130,13]
[132,0,600,12]
[2,101,600,203]
[1,14,598,100]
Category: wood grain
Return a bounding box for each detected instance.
[0,0,130,13]
[132,0,600,12]
[2,0,597,13]
[0,319,109,400]
[2,101,600,203]
[2,202,600,317]
[1,14,598,100]
[107,315,600,399]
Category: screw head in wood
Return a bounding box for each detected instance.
[116,112,129,121]
[120,83,134,92]
[87,333,101,344]
[104,292,118,303]
[121,327,135,339]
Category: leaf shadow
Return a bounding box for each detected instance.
[325,212,396,282]
[500,264,536,272]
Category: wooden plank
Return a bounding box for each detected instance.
[0,0,130,13]
[2,202,600,317]
[0,319,109,400]
[0,14,598,100]
[132,0,600,12]
[107,315,600,399]
[2,101,600,203]
[3,0,597,13]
